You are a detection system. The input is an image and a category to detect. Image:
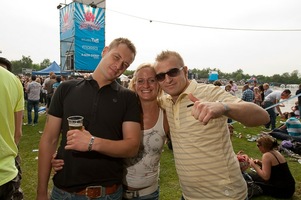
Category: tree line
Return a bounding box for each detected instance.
[10,56,301,85]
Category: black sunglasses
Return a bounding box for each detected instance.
[155,67,184,82]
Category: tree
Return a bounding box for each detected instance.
[290,70,299,84]
[40,59,51,69]
[11,56,33,74]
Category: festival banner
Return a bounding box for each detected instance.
[60,2,105,71]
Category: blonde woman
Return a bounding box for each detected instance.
[122,63,170,199]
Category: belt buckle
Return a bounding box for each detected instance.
[85,186,104,198]
[124,190,139,199]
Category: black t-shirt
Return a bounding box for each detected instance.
[49,77,141,191]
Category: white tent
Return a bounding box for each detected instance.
[119,74,129,82]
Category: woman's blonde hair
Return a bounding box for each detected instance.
[128,63,164,106]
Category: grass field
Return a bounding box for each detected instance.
[19,113,300,199]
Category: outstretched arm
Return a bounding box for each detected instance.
[224,101,270,127]
[188,93,269,127]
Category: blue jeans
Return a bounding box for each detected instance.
[263,101,276,130]
[51,185,123,200]
[123,187,159,200]
[27,99,39,124]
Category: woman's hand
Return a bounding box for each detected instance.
[254,159,262,167]
[51,152,64,173]
[249,158,262,168]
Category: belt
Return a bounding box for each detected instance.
[68,184,120,198]
[123,182,158,199]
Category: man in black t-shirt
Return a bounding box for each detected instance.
[37,38,142,200]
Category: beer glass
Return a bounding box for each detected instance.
[67,116,83,130]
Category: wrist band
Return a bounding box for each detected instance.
[221,102,230,114]
[88,136,95,151]
[217,101,230,114]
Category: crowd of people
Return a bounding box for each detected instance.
[1,37,301,200]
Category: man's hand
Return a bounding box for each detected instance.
[188,93,227,125]
[65,128,92,152]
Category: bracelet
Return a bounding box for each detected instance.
[217,101,230,114]
[88,136,95,152]
[222,102,230,114]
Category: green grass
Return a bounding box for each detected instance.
[19,114,300,199]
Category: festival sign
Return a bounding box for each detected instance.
[60,2,105,71]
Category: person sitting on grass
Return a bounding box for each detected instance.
[248,135,295,199]
[264,112,301,142]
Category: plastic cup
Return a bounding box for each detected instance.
[67,116,83,130]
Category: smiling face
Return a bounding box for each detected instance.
[132,65,160,102]
[154,56,189,102]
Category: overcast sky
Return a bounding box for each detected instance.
[1,0,301,76]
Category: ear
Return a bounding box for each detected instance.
[183,66,189,77]
[101,46,109,57]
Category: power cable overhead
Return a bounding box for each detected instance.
[108,9,301,32]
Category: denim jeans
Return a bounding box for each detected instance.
[27,99,39,124]
[123,187,159,200]
[51,185,123,200]
[263,101,276,130]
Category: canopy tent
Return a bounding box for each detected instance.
[119,74,129,82]
[32,61,69,75]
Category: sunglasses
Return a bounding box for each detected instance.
[155,67,184,82]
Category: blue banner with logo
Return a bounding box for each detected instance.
[60,2,105,71]
[60,3,75,40]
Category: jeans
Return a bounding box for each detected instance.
[263,101,276,130]
[51,185,123,200]
[0,175,19,200]
[27,99,39,124]
[123,187,159,200]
